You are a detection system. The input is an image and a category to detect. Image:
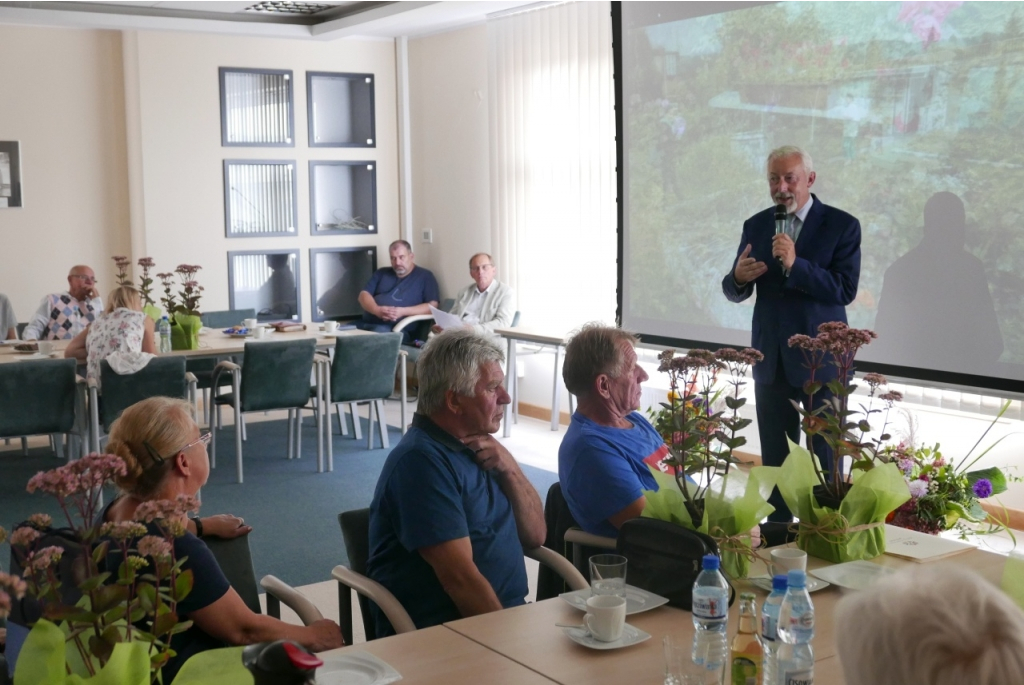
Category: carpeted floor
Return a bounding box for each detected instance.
[1,417,559,588]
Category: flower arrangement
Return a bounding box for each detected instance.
[137,257,156,308]
[157,264,203,323]
[113,256,132,286]
[0,454,196,683]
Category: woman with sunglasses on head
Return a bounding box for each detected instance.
[102,397,343,682]
[64,285,156,388]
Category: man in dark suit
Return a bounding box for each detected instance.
[722,146,861,522]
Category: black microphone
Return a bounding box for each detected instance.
[774,203,788,265]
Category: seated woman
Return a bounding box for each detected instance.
[103,396,343,682]
[64,285,156,387]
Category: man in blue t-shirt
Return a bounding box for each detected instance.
[357,240,439,342]
[558,324,671,538]
[366,329,545,637]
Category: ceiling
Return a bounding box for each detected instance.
[0,0,543,40]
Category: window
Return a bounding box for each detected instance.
[309,161,377,235]
[307,71,375,147]
[219,67,294,146]
[227,250,301,321]
[310,247,377,322]
[223,160,297,237]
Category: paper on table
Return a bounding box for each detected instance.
[430,305,465,331]
[883,524,975,562]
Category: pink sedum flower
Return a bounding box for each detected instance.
[136,535,173,560]
[10,527,42,547]
[27,546,64,571]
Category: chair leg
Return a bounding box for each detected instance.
[287,409,295,460]
[235,408,244,484]
[203,388,211,427]
[210,413,218,469]
[240,414,247,442]
[367,401,376,450]
[315,403,324,474]
[295,409,302,458]
[350,402,362,440]
[376,400,389,449]
[21,436,29,455]
[336,403,349,437]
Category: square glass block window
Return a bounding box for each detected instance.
[310,247,377,322]
[307,72,375,147]
[228,250,301,322]
[223,160,298,237]
[220,67,294,146]
[310,161,377,235]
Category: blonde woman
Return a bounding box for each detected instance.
[64,285,156,387]
[103,397,343,682]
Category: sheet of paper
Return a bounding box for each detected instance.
[883,524,975,562]
[430,305,465,331]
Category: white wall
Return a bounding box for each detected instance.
[0,26,131,319]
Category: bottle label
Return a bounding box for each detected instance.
[692,588,727,619]
[784,668,813,685]
[731,654,761,685]
[761,614,777,641]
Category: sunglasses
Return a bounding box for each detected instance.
[143,432,212,466]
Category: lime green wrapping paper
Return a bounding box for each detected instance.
[641,465,779,578]
[1002,550,1024,611]
[14,619,150,685]
[172,647,254,685]
[171,313,202,350]
[777,439,911,563]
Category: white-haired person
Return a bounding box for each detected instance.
[102,397,343,682]
[836,564,1024,685]
[64,284,156,388]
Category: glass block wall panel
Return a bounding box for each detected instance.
[220,68,294,146]
[307,72,375,147]
[310,247,377,322]
[228,250,301,321]
[310,161,376,235]
[224,160,297,237]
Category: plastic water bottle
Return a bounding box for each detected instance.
[777,570,814,685]
[760,574,788,685]
[692,554,729,679]
[158,316,172,353]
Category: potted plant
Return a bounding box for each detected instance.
[158,265,204,350]
[779,322,911,563]
[137,257,162,322]
[641,347,778,579]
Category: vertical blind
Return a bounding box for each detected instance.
[226,162,296,236]
[488,1,616,330]
[222,70,293,145]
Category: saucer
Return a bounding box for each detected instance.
[316,650,402,685]
[562,623,651,650]
[560,585,669,615]
[748,575,830,593]
[809,560,894,591]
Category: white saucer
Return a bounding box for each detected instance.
[17,352,60,361]
[316,650,402,685]
[809,560,894,591]
[560,585,670,615]
[563,623,651,650]
[748,575,830,593]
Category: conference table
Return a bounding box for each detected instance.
[320,544,1010,685]
[494,326,573,436]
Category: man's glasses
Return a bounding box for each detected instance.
[143,432,211,466]
[71,275,97,283]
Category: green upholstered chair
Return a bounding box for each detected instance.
[189,309,257,426]
[321,332,402,460]
[0,358,83,458]
[89,356,197,453]
[210,338,321,484]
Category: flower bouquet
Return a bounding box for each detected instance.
[780,322,911,563]
[642,348,778,579]
[159,265,204,350]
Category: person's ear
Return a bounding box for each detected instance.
[174,451,191,477]
[594,374,611,399]
[444,389,463,415]
[807,171,816,188]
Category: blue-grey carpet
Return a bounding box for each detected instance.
[1,417,559,589]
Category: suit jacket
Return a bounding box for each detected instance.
[721,194,861,387]
[449,280,516,337]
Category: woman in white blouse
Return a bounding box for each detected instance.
[65,285,156,386]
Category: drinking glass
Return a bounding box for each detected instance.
[589,554,627,598]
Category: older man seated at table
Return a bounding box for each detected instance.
[367,329,545,637]
[432,253,515,338]
[836,565,1024,685]
[357,240,439,343]
[558,324,667,538]
[23,265,103,340]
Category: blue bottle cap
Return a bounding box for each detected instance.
[772,574,789,592]
[787,569,806,587]
[702,554,720,570]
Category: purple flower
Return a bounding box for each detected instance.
[908,479,929,499]
[972,479,993,499]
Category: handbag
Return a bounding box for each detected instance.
[615,517,735,611]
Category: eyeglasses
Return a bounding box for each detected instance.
[143,432,211,466]
[71,275,97,283]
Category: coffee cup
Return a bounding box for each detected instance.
[37,341,54,355]
[583,594,626,642]
[770,548,807,577]
[244,318,258,330]
[253,326,267,340]
[323,320,339,333]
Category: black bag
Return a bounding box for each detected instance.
[616,518,735,611]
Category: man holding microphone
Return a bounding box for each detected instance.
[721,146,861,523]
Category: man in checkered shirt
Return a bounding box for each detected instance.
[22,265,103,341]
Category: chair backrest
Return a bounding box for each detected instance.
[511,310,521,328]
[440,298,455,312]
[203,535,262,615]
[338,508,376,641]
[537,481,591,601]
[100,356,188,431]
[16,322,27,339]
[0,358,77,438]
[201,309,256,329]
[330,333,401,403]
[239,338,316,412]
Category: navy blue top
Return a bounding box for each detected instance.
[100,501,231,683]
[360,266,440,326]
[366,414,528,637]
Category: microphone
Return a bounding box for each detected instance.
[774,204,788,265]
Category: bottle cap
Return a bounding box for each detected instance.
[787,569,807,587]
[701,554,720,570]
[772,574,789,592]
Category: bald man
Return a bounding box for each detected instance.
[23,265,103,340]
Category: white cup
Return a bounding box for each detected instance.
[323,320,339,333]
[583,594,626,642]
[37,341,54,355]
[770,548,808,577]
[253,326,267,340]
[244,318,258,330]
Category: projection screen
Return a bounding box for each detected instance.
[617,1,1024,394]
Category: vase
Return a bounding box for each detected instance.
[171,314,201,351]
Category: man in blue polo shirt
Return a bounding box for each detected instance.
[366,329,545,637]
[357,240,439,343]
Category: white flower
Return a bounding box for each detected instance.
[908,479,929,499]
